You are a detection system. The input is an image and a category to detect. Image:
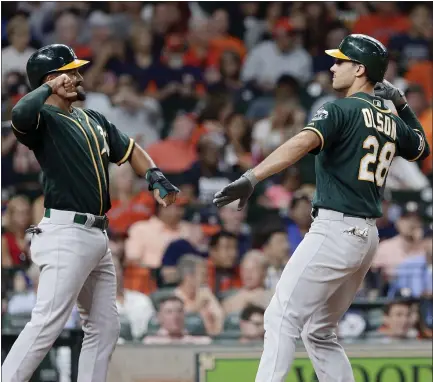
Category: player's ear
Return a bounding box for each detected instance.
[354,64,367,79]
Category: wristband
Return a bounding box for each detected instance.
[242,169,259,187]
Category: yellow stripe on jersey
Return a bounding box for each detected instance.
[81,110,107,189]
[303,127,324,151]
[349,97,392,114]
[116,138,134,166]
[57,113,104,215]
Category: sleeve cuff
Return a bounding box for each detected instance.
[116,138,134,165]
[302,127,324,151]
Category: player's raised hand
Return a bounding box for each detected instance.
[374,80,406,107]
[213,170,257,210]
[47,74,78,99]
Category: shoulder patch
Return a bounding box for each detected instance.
[311,106,329,121]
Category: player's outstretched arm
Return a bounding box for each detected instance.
[129,142,179,207]
[213,130,320,209]
[11,74,76,135]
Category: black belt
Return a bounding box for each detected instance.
[44,209,109,231]
[311,207,371,220]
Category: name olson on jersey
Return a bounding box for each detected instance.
[361,108,396,140]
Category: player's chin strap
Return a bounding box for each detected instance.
[145,167,179,199]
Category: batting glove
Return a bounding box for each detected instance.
[145,167,179,199]
[213,169,258,210]
[374,80,407,108]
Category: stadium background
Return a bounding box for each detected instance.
[1,2,432,381]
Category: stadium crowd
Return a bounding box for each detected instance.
[1,3,432,377]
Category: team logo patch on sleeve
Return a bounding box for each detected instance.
[311,106,329,121]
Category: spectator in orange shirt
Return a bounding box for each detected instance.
[207,231,241,295]
[209,9,247,64]
[352,3,410,46]
[107,163,155,236]
[143,296,212,345]
[405,60,433,102]
[405,85,432,175]
[174,255,224,336]
[125,197,193,269]
[145,114,197,175]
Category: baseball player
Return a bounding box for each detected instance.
[2,44,179,382]
[214,34,430,381]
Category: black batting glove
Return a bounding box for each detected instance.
[213,169,258,210]
[145,168,179,198]
[374,80,407,108]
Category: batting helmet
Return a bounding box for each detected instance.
[325,34,389,83]
[26,44,89,90]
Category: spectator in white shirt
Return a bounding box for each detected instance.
[113,255,155,341]
[1,16,36,84]
[241,17,312,91]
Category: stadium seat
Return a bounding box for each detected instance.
[147,315,160,334]
[185,313,206,336]
[217,288,239,301]
[224,312,241,332]
[119,315,133,342]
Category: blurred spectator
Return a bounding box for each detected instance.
[217,201,251,257]
[239,304,265,344]
[145,114,197,174]
[246,74,304,123]
[206,51,244,98]
[160,222,207,285]
[264,166,302,212]
[222,250,272,314]
[223,113,253,173]
[252,101,306,158]
[207,231,241,295]
[372,202,426,279]
[241,18,312,90]
[174,255,224,336]
[285,192,312,252]
[85,74,161,148]
[125,197,193,268]
[388,5,432,72]
[352,2,410,46]
[86,11,114,58]
[44,11,91,58]
[1,16,36,84]
[209,9,247,64]
[404,59,433,102]
[184,134,236,205]
[107,163,155,237]
[1,196,32,268]
[256,226,290,291]
[143,295,211,344]
[235,3,263,50]
[376,295,418,339]
[113,255,155,340]
[388,231,432,298]
[313,23,349,74]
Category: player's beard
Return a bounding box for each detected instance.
[76,85,86,101]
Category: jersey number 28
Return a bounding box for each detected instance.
[358,135,395,187]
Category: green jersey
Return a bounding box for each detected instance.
[11,84,134,216]
[303,92,429,218]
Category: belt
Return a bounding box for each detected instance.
[44,209,109,231]
[311,207,373,221]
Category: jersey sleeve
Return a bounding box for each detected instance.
[302,102,344,155]
[395,105,429,161]
[84,109,134,165]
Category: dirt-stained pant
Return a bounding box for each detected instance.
[255,208,379,382]
[2,209,120,382]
